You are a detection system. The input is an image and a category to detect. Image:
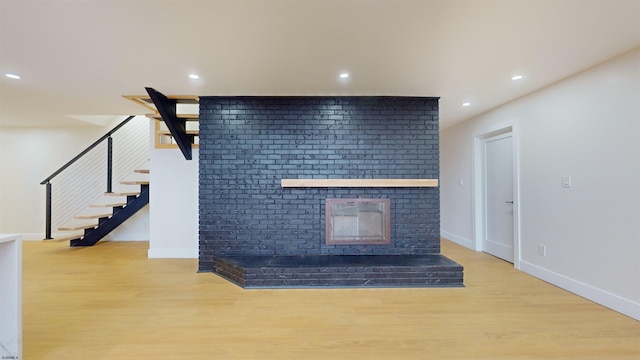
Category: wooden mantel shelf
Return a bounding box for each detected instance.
[280,179,439,188]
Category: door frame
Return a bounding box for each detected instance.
[472,122,521,269]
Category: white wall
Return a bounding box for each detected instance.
[441,48,640,320]
[103,206,149,241]
[0,119,150,241]
[0,126,106,238]
[148,145,199,258]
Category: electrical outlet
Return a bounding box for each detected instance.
[538,244,547,257]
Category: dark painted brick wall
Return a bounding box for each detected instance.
[198,97,440,271]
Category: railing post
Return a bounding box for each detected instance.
[44,182,52,239]
[107,136,113,193]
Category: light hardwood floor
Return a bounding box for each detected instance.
[23,239,639,360]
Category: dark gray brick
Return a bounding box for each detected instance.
[198,96,440,271]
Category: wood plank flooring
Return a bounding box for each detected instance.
[22,239,640,360]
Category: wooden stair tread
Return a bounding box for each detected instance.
[149,113,199,121]
[124,94,199,103]
[123,94,199,112]
[90,201,126,208]
[158,130,199,135]
[49,232,84,242]
[120,180,150,185]
[106,191,140,196]
[58,222,97,231]
[134,169,149,174]
[75,212,112,220]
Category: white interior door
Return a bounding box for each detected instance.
[483,133,514,262]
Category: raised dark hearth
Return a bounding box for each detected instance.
[213,255,463,288]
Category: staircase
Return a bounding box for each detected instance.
[41,115,151,247]
[43,90,199,247]
[55,168,150,246]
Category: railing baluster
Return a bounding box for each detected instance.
[107,136,113,193]
[45,182,52,240]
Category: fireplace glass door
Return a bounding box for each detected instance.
[325,198,391,245]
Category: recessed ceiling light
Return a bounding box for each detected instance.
[5,73,20,80]
[189,74,200,80]
[339,73,350,79]
[511,75,524,81]
[462,102,471,107]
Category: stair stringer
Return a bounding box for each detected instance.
[70,184,149,247]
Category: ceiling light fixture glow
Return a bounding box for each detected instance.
[189,74,200,80]
[511,75,524,81]
[339,73,350,79]
[5,73,20,79]
[462,102,471,107]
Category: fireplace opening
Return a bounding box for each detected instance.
[325,198,391,245]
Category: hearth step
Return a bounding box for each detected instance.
[213,255,463,289]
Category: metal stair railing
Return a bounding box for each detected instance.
[40,115,149,239]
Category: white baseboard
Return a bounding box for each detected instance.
[107,238,147,242]
[441,230,474,250]
[15,232,148,242]
[148,247,198,259]
[520,260,640,321]
[18,233,45,241]
[103,234,148,241]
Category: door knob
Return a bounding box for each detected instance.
[505,201,514,204]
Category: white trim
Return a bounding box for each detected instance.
[103,233,148,242]
[520,260,640,321]
[511,125,522,270]
[441,231,474,249]
[148,247,198,259]
[104,238,147,242]
[472,122,521,268]
[18,233,46,241]
[471,121,516,139]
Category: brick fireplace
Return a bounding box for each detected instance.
[198,96,463,287]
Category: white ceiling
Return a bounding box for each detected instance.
[1,0,639,129]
